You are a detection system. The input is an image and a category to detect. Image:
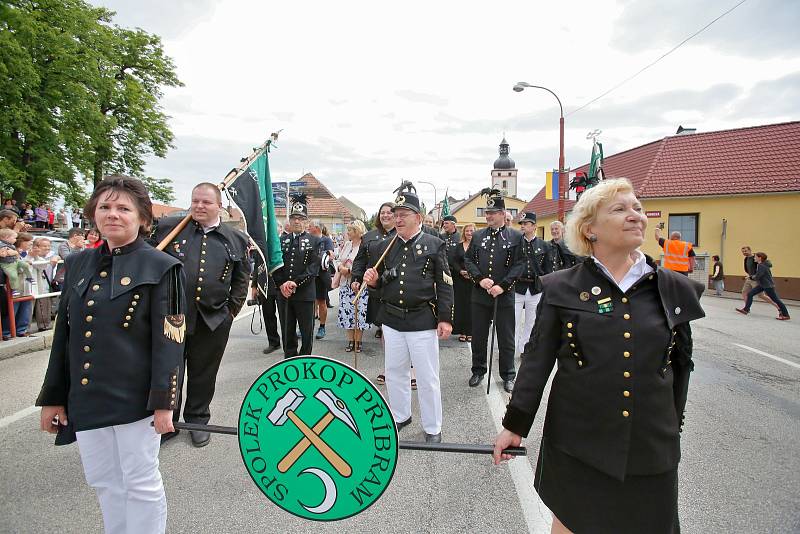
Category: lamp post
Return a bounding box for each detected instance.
[512,82,566,222]
[418,180,438,219]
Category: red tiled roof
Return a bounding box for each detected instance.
[151,202,183,218]
[522,121,800,217]
[274,173,356,220]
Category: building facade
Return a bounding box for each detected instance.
[522,122,800,298]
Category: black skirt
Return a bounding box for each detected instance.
[534,438,680,534]
[452,275,472,336]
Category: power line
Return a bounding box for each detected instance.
[567,0,749,117]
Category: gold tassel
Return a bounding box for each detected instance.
[163,315,186,344]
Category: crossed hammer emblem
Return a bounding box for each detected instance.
[268,388,360,478]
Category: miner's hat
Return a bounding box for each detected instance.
[289,192,309,219]
[518,211,537,224]
[443,215,457,223]
[392,180,421,214]
[482,188,505,212]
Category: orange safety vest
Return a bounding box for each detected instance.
[662,239,692,272]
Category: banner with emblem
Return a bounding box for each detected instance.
[225,149,284,274]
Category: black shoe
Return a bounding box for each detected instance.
[425,432,442,443]
[503,379,515,394]
[468,374,484,387]
[395,417,412,431]
[190,430,211,448]
[262,344,281,355]
[160,430,180,444]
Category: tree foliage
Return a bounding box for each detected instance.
[0,0,182,205]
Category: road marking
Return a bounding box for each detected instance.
[733,343,800,370]
[233,309,256,323]
[0,405,39,430]
[484,379,552,533]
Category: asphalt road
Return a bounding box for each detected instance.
[0,294,797,533]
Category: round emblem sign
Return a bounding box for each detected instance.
[238,356,398,521]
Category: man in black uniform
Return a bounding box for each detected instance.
[464,189,524,393]
[363,181,453,442]
[549,220,580,270]
[440,214,461,277]
[154,182,250,447]
[272,193,321,358]
[250,254,281,354]
[514,212,558,354]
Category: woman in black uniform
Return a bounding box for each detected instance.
[452,223,475,342]
[37,176,185,534]
[493,178,704,534]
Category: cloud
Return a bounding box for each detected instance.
[610,0,800,58]
[395,90,448,106]
[731,71,800,119]
[87,0,219,39]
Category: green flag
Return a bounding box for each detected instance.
[253,150,284,273]
[588,140,604,181]
[442,189,451,217]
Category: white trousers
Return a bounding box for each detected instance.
[383,325,442,434]
[76,416,167,534]
[514,290,542,354]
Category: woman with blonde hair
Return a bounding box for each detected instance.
[493,178,704,533]
[335,219,370,352]
[452,223,476,342]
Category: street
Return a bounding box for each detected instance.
[1,295,798,533]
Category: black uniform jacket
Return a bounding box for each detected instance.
[515,236,557,296]
[464,225,524,306]
[272,231,321,302]
[154,217,250,334]
[502,256,705,480]
[551,239,581,270]
[36,238,186,439]
[441,230,461,276]
[372,231,454,331]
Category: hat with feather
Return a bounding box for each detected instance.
[392,180,421,214]
[289,192,309,219]
[480,187,505,212]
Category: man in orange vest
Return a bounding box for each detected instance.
[655,227,695,275]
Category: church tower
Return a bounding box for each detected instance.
[491,137,517,197]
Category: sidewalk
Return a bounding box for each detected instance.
[702,289,799,308]
[0,329,55,361]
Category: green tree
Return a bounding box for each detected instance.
[0,0,181,204]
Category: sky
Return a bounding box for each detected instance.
[88,0,800,215]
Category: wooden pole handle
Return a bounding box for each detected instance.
[351,233,398,305]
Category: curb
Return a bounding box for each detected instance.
[0,331,54,362]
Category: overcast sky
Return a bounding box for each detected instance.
[88,0,799,214]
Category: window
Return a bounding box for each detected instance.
[502,180,507,189]
[508,208,518,217]
[476,207,484,217]
[668,214,699,245]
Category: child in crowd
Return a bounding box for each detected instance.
[0,228,35,297]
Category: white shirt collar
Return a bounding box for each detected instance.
[591,250,653,293]
[202,217,221,234]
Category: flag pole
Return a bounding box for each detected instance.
[155,135,277,252]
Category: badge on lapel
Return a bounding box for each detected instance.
[597,297,613,314]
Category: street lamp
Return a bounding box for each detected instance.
[418,180,437,218]
[512,82,566,222]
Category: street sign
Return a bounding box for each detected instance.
[289,181,307,187]
[645,210,662,218]
[272,182,287,209]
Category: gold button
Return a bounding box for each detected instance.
[92,284,100,291]
[81,378,89,385]
[197,287,202,292]
[622,410,630,417]
[120,276,131,286]
[133,294,140,300]
[621,297,628,303]
[399,290,404,294]
[399,281,404,285]
[123,322,129,328]
[578,360,583,367]
[623,313,630,320]
[85,331,92,338]
[125,315,131,320]
[171,393,176,398]
[623,390,631,397]
[201,251,206,255]
[87,300,95,307]
[200,259,205,263]
[198,277,203,282]
[399,300,404,304]
[196,296,201,301]
[128,308,134,313]
[569,343,576,348]
[623,371,631,378]
[649,275,654,280]
[171,387,176,393]
[86,315,93,322]
[83,362,90,370]
[99,271,108,278]
[200,268,205,273]
[624,351,631,358]
[84,346,91,352]
[623,332,631,339]
[402,263,406,267]
[573,352,578,356]
[566,322,573,328]
[400,272,404,276]
[131,301,137,306]
[567,333,573,338]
